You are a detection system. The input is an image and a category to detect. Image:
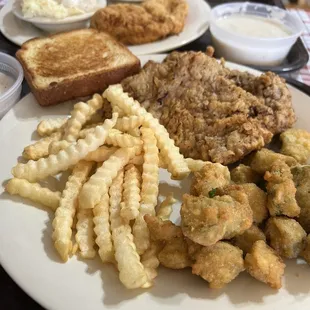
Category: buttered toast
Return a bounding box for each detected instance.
[16,29,140,106]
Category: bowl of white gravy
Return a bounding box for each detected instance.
[210,2,304,66]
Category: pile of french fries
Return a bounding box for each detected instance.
[6,84,207,289]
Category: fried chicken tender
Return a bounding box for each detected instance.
[231,164,261,184]
[301,234,310,265]
[245,240,285,289]
[192,242,244,289]
[90,0,188,45]
[238,183,268,224]
[265,217,306,258]
[233,225,266,254]
[122,52,295,164]
[190,162,231,196]
[181,185,253,246]
[280,128,310,164]
[292,165,310,233]
[264,160,300,217]
[250,148,297,174]
[144,215,192,269]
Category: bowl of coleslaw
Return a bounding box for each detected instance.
[12,0,107,33]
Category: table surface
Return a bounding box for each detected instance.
[0,1,310,310]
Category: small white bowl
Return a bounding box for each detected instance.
[210,2,304,66]
[12,0,107,33]
[0,53,24,120]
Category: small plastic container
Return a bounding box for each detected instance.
[0,53,24,119]
[210,2,304,66]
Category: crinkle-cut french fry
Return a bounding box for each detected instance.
[129,155,144,166]
[141,241,161,287]
[37,118,67,136]
[156,193,176,221]
[128,128,141,138]
[109,170,148,288]
[120,164,141,222]
[140,127,159,207]
[12,114,118,182]
[23,131,63,160]
[131,127,159,255]
[185,158,209,172]
[103,85,190,180]
[52,161,93,262]
[63,94,104,142]
[93,193,114,263]
[113,225,148,289]
[105,129,142,148]
[79,146,141,209]
[85,146,117,162]
[6,178,60,211]
[114,116,144,132]
[112,104,125,117]
[133,204,154,255]
[109,170,124,231]
[49,140,71,155]
[76,208,96,259]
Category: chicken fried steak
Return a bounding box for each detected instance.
[122,51,296,164]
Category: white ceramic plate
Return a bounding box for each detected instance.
[0,0,211,55]
[1,54,310,310]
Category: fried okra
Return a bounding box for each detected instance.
[250,148,297,174]
[292,165,310,233]
[233,225,266,254]
[265,217,306,258]
[192,242,244,289]
[231,164,261,184]
[301,234,310,265]
[144,215,192,269]
[181,185,253,246]
[190,162,230,196]
[239,183,268,224]
[280,128,310,164]
[264,160,300,217]
[245,240,285,289]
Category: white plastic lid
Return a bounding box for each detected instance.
[0,52,24,119]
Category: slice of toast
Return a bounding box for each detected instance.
[16,28,141,106]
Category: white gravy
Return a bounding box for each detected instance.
[216,14,292,38]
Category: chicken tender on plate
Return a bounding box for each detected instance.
[231,164,261,184]
[233,225,266,254]
[245,240,285,289]
[250,148,297,174]
[265,217,306,259]
[145,215,192,269]
[181,185,253,246]
[238,183,268,224]
[264,160,300,217]
[280,128,310,164]
[192,242,244,289]
[292,165,310,233]
[190,162,230,196]
[122,52,295,164]
[90,0,188,45]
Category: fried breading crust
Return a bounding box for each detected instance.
[265,217,306,259]
[292,166,310,233]
[192,242,244,289]
[245,240,285,289]
[181,185,253,246]
[90,0,188,45]
[122,52,295,164]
